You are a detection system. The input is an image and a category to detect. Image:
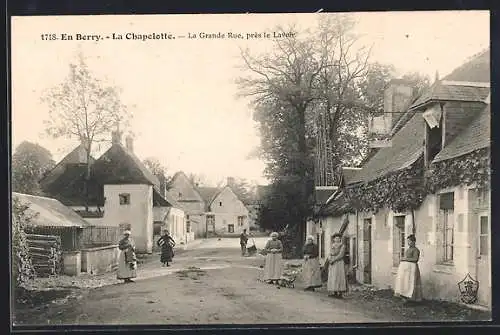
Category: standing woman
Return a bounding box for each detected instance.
[117,230,137,283]
[157,230,176,267]
[394,234,423,303]
[327,233,348,298]
[262,232,283,284]
[302,235,322,291]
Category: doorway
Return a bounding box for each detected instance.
[363,218,372,284]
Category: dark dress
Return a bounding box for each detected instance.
[157,234,175,263]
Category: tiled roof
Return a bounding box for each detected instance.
[410,81,490,109]
[12,192,90,228]
[349,112,424,184]
[433,104,490,162]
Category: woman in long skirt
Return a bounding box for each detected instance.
[327,233,348,298]
[157,230,176,267]
[262,232,283,284]
[302,235,322,291]
[394,234,423,303]
[117,230,137,283]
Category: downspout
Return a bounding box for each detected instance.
[354,211,359,271]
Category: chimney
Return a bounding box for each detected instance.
[384,79,414,129]
[111,130,122,145]
[125,135,134,152]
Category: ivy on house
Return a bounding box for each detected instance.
[426,147,491,193]
[344,157,426,214]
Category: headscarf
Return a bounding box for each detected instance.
[270,232,279,238]
[123,230,131,236]
[306,235,315,243]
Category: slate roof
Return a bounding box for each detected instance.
[196,186,221,210]
[42,143,176,208]
[315,189,336,205]
[410,81,489,110]
[410,49,490,110]
[12,192,90,228]
[443,48,490,82]
[433,104,490,162]
[349,112,425,184]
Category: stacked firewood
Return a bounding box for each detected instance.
[26,234,62,277]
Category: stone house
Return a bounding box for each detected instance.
[40,131,186,254]
[310,49,491,309]
[169,173,251,237]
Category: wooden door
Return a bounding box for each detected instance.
[363,218,372,284]
[476,212,491,308]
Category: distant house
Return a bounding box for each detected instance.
[169,173,252,236]
[40,131,186,254]
[311,49,491,309]
[246,184,270,230]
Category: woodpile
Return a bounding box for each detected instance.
[26,234,62,277]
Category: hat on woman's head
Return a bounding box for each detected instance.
[270,232,279,238]
[123,230,131,236]
[306,235,315,241]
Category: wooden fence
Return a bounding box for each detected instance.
[81,226,121,247]
[24,225,82,251]
[26,234,62,277]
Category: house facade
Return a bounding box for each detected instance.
[40,131,186,254]
[169,173,252,237]
[312,49,491,309]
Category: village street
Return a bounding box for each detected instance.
[14,237,489,326]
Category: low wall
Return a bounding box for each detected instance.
[81,244,119,275]
[62,251,81,276]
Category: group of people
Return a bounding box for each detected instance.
[261,231,422,302]
[116,229,177,284]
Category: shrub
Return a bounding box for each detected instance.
[12,198,36,291]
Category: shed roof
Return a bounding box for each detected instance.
[12,192,89,228]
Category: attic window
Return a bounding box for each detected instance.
[119,193,131,205]
[219,201,222,206]
[425,105,444,165]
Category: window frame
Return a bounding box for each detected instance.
[479,215,489,257]
[119,193,131,205]
[392,215,406,267]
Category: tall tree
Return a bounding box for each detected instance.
[228,177,253,205]
[12,141,55,195]
[42,52,131,210]
[237,15,372,255]
[143,157,173,194]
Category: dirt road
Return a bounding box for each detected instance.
[15,238,393,325]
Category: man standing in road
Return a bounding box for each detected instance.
[240,229,249,256]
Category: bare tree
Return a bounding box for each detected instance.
[42,52,131,210]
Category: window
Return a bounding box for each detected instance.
[228,224,234,233]
[237,216,245,226]
[186,221,191,233]
[425,106,443,165]
[219,201,222,206]
[119,193,131,205]
[479,216,489,257]
[393,216,406,267]
[178,192,182,198]
[439,192,455,263]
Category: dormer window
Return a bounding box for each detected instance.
[119,193,131,205]
[424,103,444,165]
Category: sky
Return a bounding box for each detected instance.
[11,11,489,186]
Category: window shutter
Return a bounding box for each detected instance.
[439,192,454,210]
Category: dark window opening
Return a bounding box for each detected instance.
[219,202,222,206]
[426,115,443,164]
[119,193,131,205]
